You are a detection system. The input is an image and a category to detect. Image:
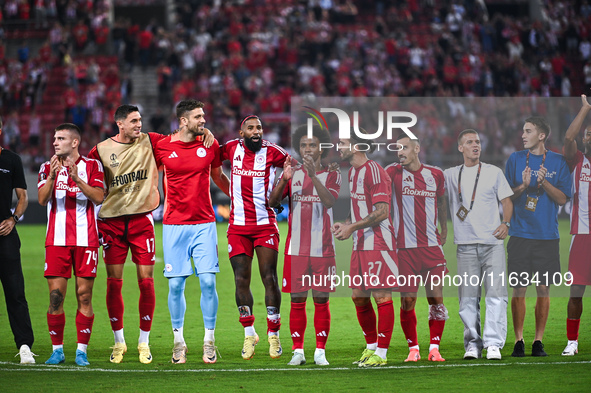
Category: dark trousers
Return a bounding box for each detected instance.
[0,228,34,349]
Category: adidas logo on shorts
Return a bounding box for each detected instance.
[266,238,274,246]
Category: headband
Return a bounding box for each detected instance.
[240,115,259,128]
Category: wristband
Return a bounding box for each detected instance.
[12,214,19,224]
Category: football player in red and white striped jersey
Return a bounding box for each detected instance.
[269,125,340,366]
[332,130,398,367]
[38,123,105,366]
[386,135,449,362]
[220,115,288,359]
[562,94,591,356]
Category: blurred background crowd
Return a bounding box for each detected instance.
[1,0,590,172]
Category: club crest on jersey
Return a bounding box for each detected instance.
[426,176,435,186]
[256,155,265,164]
[197,147,207,158]
[109,153,120,168]
[165,264,173,272]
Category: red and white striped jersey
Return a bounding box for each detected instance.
[567,150,591,234]
[386,163,445,248]
[283,165,341,257]
[348,160,396,251]
[221,139,288,228]
[38,156,104,247]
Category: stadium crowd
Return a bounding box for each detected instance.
[1,0,591,169]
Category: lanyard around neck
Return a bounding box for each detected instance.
[458,162,481,211]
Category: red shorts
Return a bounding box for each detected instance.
[568,234,591,286]
[45,246,99,278]
[227,225,279,259]
[349,250,399,290]
[98,213,156,265]
[282,255,336,293]
[397,246,448,292]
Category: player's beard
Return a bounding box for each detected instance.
[244,136,263,152]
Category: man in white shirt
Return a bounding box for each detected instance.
[444,129,513,360]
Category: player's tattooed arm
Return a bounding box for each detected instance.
[437,194,448,245]
[333,202,388,240]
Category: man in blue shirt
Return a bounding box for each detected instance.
[505,116,571,357]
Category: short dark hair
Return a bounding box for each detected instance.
[292,124,331,158]
[458,129,479,144]
[114,105,140,122]
[349,127,376,153]
[397,134,420,145]
[240,115,260,129]
[176,99,204,119]
[524,116,551,141]
[55,123,81,141]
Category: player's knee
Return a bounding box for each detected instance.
[401,296,416,311]
[168,277,186,295]
[199,274,216,294]
[234,275,251,290]
[49,289,65,312]
[77,291,92,308]
[351,296,369,307]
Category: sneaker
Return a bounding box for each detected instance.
[45,348,65,365]
[287,351,306,365]
[203,341,217,364]
[511,340,525,357]
[172,342,188,364]
[241,334,259,360]
[352,348,375,365]
[532,340,548,357]
[359,353,387,367]
[138,342,153,364]
[562,340,578,356]
[314,349,329,366]
[17,345,36,364]
[486,346,502,360]
[428,348,445,362]
[404,348,421,362]
[268,335,283,359]
[110,342,127,363]
[75,350,90,366]
[463,347,481,360]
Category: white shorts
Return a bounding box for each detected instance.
[163,222,219,277]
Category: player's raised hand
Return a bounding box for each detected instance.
[49,155,61,180]
[282,156,293,180]
[522,166,531,188]
[65,158,80,183]
[582,94,591,109]
[303,155,315,178]
[537,165,547,186]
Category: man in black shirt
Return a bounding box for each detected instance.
[0,116,35,363]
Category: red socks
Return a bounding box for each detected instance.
[567,318,580,341]
[138,278,155,332]
[377,300,394,349]
[106,277,124,331]
[76,310,94,345]
[355,302,377,344]
[239,315,255,328]
[47,313,65,346]
[314,302,330,349]
[267,315,281,334]
[400,308,418,347]
[290,302,306,349]
[429,319,445,345]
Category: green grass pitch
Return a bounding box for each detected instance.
[1,221,590,392]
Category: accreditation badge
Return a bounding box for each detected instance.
[525,196,538,212]
[456,205,469,221]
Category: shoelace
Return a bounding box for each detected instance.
[204,343,221,359]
